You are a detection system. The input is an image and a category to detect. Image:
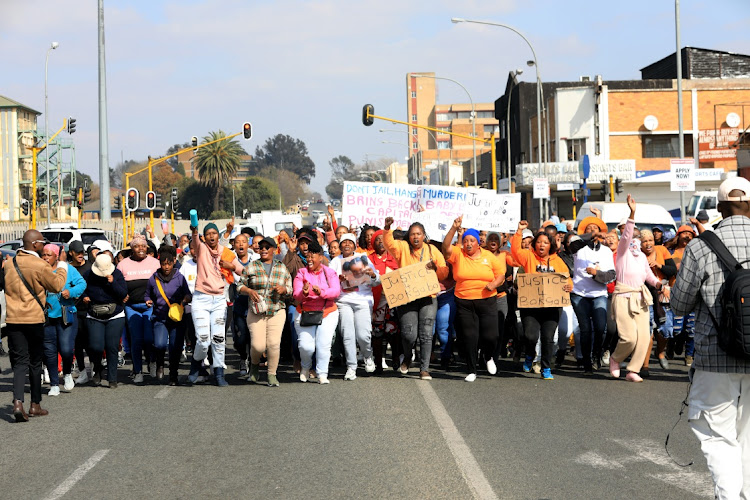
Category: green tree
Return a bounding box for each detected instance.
[224,177,280,215]
[325,155,356,200]
[254,134,316,184]
[195,130,244,214]
[258,166,310,208]
[175,176,213,219]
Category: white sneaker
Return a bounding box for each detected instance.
[149,362,157,377]
[239,360,248,377]
[63,374,75,391]
[102,357,107,368]
[133,373,144,384]
[465,373,477,382]
[43,366,50,384]
[76,370,90,385]
[601,350,611,365]
[381,358,390,369]
[202,357,210,367]
[48,385,61,396]
[319,375,330,385]
[486,358,497,375]
[344,368,357,381]
[300,369,309,383]
[364,358,376,373]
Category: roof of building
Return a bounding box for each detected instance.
[641,47,750,80]
[0,95,41,115]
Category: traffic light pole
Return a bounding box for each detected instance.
[77,187,83,228]
[121,194,127,248]
[30,119,68,229]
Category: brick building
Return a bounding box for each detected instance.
[0,96,40,221]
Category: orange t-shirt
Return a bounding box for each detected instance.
[510,232,572,286]
[647,245,674,284]
[447,248,505,300]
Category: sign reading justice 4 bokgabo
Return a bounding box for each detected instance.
[381,262,441,308]
[516,273,570,308]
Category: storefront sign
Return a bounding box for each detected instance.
[698,128,739,161]
[516,160,636,187]
[670,159,695,192]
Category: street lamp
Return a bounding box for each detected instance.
[45,41,59,225]
[411,73,477,187]
[506,68,523,193]
[452,17,546,221]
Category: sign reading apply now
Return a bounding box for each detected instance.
[670,159,695,192]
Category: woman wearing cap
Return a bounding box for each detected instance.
[329,233,380,380]
[443,217,506,382]
[511,220,573,380]
[116,234,161,384]
[41,244,86,395]
[238,237,292,386]
[383,217,449,380]
[293,240,340,384]
[188,222,245,387]
[82,251,128,387]
[609,195,663,382]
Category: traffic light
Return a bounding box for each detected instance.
[243,122,252,140]
[191,136,198,153]
[67,117,76,134]
[171,188,179,214]
[145,190,156,210]
[83,181,92,203]
[114,195,121,210]
[126,188,139,212]
[600,183,610,200]
[21,199,30,216]
[36,187,47,207]
[615,178,624,194]
[156,192,162,207]
[362,104,374,126]
[76,187,84,210]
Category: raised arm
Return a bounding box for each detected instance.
[617,194,637,259]
[442,216,462,260]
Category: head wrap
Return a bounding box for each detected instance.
[129,234,147,248]
[369,229,384,252]
[203,222,219,235]
[462,228,480,243]
[43,243,60,257]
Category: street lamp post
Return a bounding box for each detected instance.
[45,41,59,225]
[506,69,523,193]
[452,18,545,221]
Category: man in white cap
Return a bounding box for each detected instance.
[671,176,750,498]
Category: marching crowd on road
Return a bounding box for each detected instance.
[3,178,750,497]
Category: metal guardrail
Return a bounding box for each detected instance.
[0,218,149,251]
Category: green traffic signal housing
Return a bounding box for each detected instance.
[362,104,374,126]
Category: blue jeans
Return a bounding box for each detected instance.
[152,318,184,378]
[288,305,301,362]
[433,290,456,364]
[570,294,608,369]
[43,317,78,385]
[232,306,250,362]
[191,292,227,368]
[88,316,127,382]
[125,303,154,374]
[399,297,437,372]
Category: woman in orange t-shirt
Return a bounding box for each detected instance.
[443,217,506,382]
[511,221,573,381]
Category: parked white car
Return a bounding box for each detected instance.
[575,202,677,234]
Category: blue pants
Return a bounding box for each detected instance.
[88,316,127,383]
[232,307,250,362]
[43,317,78,385]
[571,294,608,370]
[152,318,184,378]
[433,290,456,364]
[125,303,154,374]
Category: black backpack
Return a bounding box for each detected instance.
[700,231,750,359]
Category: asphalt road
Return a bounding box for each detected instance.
[0,337,712,500]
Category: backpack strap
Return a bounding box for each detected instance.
[699,231,742,271]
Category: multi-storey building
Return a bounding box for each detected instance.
[0,96,40,221]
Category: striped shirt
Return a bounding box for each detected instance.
[671,215,750,373]
[239,259,292,315]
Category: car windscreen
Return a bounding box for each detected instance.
[81,233,107,245]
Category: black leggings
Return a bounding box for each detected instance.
[455,296,499,374]
[521,307,561,370]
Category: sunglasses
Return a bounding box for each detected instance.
[32,239,50,245]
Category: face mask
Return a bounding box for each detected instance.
[630,238,642,257]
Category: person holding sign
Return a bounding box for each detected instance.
[384,217,448,381]
[511,221,573,380]
[442,217,506,382]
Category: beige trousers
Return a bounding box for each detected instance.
[611,292,651,373]
[248,309,286,375]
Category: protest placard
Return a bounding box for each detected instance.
[463,191,521,234]
[342,181,419,229]
[516,273,570,308]
[381,262,440,308]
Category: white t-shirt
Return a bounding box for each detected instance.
[572,244,614,298]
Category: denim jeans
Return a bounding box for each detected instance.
[295,309,339,377]
[152,318,185,377]
[338,300,373,370]
[398,297,437,372]
[434,290,456,364]
[287,305,300,362]
[570,294,608,369]
[43,317,78,385]
[191,292,227,369]
[125,303,154,374]
[232,306,250,362]
[88,316,127,383]
[74,313,89,371]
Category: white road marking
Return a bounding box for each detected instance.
[417,382,499,500]
[154,386,174,399]
[45,449,109,500]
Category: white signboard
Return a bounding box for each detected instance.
[463,191,522,234]
[557,183,579,191]
[670,159,695,192]
[533,178,550,199]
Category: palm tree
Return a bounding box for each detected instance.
[195,130,244,213]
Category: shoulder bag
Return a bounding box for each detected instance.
[13,256,48,325]
[156,279,184,322]
[300,269,329,327]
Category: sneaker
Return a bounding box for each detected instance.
[267,374,280,387]
[465,373,477,382]
[100,379,110,388]
[63,374,75,391]
[239,360,248,377]
[523,356,533,373]
[247,364,260,384]
[685,355,693,367]
[601,350,610,365]
[344,368,357,381]
[48,385,60,396]
[43,366,50,384]
[309,370,317,380]
[101,357,107,368]
[319,375,330,384]
[541,368,554,380]
[398,363,409,375]
[639,368,650,379]
[419,371,432,381]
[117,352,125,367]
[300,369,309,383]
[625,371,644,383]
[92,372,101,385]
[364,357,376,373]
[532,361,541,374]
[486,358,497,375]
[76,370,90,385]
[149,362,157,377]
[381,358,389,370]
[659,357,669,370]
[133,373,144,384]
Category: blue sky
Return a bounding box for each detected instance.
[2,0,749,197]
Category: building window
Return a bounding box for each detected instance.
[567,138,586,161]
[476,111,494,119]
[456,111,472,119]
[438,141,451,150]
[413,142,419,150]
[411,114,417,121]
[411,91,417,98]
[642,134,694,158]
[484,125,499,135]
[436,113,449,121]
[412,129,417,135]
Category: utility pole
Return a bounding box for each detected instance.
[98,0,111,220]
[676,0,686,224]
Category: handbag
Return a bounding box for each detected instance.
[13,256,48,325]
[251,296,268,315]
[90,302,117,319]
[61,305,76,327]
[156,279,184,322]
[299,269,329,326]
